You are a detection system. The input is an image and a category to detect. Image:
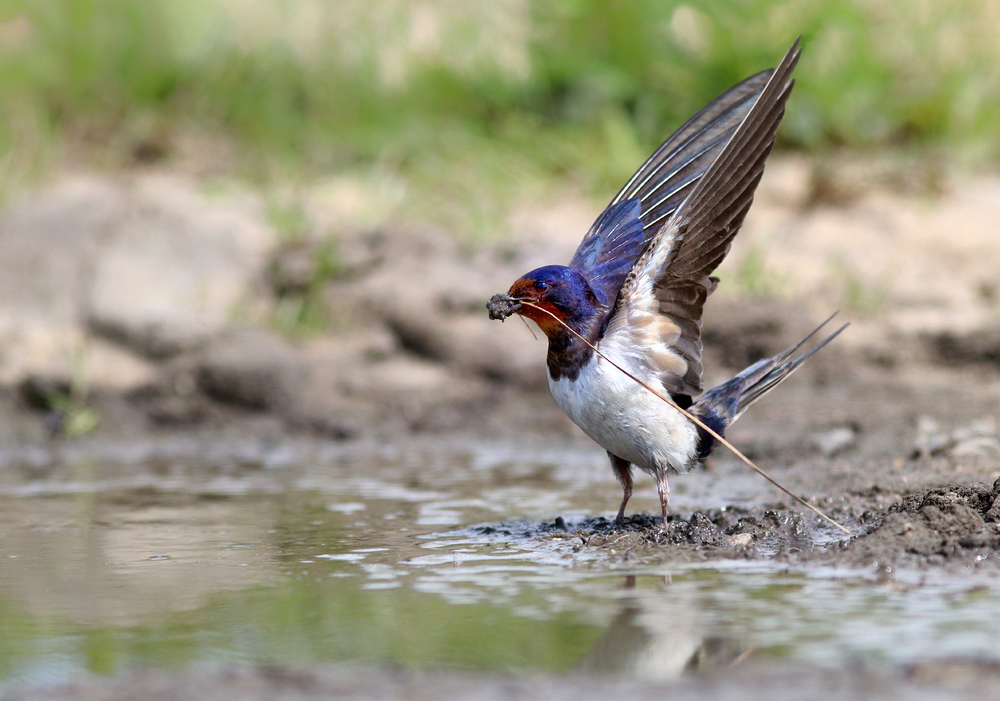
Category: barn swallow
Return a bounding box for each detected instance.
[487,39,846,526]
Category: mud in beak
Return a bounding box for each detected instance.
[487,292,522,321]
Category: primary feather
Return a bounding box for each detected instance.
[568,63,782,311]
[602,38,802,398]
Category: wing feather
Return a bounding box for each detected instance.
[614,72,773,210]
[602,38,801,396]
[568,67,779,310]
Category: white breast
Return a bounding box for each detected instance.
[547,350,699,475]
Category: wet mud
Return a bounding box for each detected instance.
[484,508,818,563]
[832,480,1000,568]
[536,479,1000,570]
[486,292,521,320]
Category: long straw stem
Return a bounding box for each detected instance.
[518,301,850,535]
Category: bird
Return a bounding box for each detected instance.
[486,38,846,527]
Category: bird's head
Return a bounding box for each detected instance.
[488,265,601,338]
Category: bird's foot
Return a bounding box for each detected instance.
[656,471,670,529]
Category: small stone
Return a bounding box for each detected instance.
[812,425,858,457]
[951,418,1000,456]
[913,416,998,458]
[727,532,754,548]
[913,416,950,458]
[986,495,1000,524]
[951,437,1000,457]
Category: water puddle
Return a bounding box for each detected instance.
[0,436,997,686]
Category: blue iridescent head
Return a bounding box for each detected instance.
[507,265,603,337]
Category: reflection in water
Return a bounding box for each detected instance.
[0,471,609,684]
[0,440,997,686]
[577,576,748,680]
[0,496,278,625]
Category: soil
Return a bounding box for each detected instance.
[535,479,1000,570]
[1,157,999,698]
[487,292,521,320]
[1,157,998,570]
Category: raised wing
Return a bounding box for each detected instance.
[569,66,777,307]
[567,199,644,307]
[602,38,801,397]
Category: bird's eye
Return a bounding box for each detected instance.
[533,281,549,291]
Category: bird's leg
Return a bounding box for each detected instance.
[608,453,633,526]
[655,470,671,526]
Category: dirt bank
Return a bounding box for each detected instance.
[0,158,995,442]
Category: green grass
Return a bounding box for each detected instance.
[269,238,341,336]
[1,0,998,232]
[729,245,787,299]
[831,259,890,316]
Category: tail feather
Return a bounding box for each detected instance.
[733,315,847,420]
[756,311,841,371]
[691,315,847,457]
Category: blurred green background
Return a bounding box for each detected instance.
[0,0,997,233]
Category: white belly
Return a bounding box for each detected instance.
[547,353,698,474]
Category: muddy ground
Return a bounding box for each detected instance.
[0,156,998,698]
[2,158,997,564]
[532,477,1000,570]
